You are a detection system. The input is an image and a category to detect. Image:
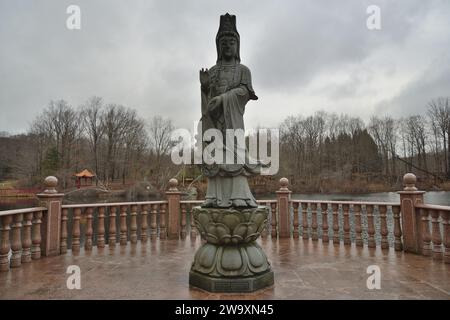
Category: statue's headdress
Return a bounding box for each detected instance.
[216,13,240,63]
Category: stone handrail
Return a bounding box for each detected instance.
[0,206,48,217]
[61,201,168,208]
[290,200,399,206]
[414,203,450,212]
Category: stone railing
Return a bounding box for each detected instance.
[0,207,47,271]
[60,201,168,253]
[157,174,448,261]
[288,200,402,250]
[0,173,449,272]
[414,203,449,261]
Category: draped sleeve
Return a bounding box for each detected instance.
[238,64,258,100]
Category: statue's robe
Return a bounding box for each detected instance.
[199,63,260,208]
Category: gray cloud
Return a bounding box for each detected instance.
[0,0,449,134]
[375,55,450,117]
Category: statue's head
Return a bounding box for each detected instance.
[216,13,240,63]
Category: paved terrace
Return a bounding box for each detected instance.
[1,238,449,300]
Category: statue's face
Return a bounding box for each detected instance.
[219,36,237,61]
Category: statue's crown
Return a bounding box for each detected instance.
[216,13,240,41]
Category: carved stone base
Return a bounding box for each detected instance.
[189,206,274,292]
[189,269,274,293]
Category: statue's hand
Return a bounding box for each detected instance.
[199,68,210,87]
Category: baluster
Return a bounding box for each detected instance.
[379,205,388,249]
[21,212,33,263]
[311,203,318,241]
[266,202,271,238]
[354,204,363,247]
[72,208,81,253]
[301,202,308,239]
[442,211,449,264]
[420,208,432,256]
[343,204,350,245]
[332,203,339,244]
[85,208,93,250]
[185,203,190,238]
[140,204,148,242]
[130,205,138,244]
[0,215,13,272]
[159,203,167,240]
[260,202,268,238]
[97,207,106,248]
[190,204,197,241]
[271,202,277,238]
[431,210,443,260]
[366,205,376,248]
[60,208,68,254]
[31,211,42,259]
[321,203,329,242]
[392,206,402,251]
[120,206,128,246]
[10,213,23,267]
[292,202,299,239]
[150,204,158,240]
[108,206,117,247]
[181,203,187,239]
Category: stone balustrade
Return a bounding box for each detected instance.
[60,201,168,253]
[0,207,47,272]
[0,173,449,272]
[414,203,449,263]
[289,200,401,250]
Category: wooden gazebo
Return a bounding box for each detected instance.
[74,169,96,188]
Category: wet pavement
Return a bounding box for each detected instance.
[0,238,449,299]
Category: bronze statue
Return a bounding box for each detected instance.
[198,13,262,208]
[190,14,274,292]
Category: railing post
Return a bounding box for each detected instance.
[398,173,426,254]
[36,176,64,257]
[165,178,181,240]
[276,177,291,238]
[443,211,450,264]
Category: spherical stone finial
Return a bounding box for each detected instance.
[403,173,417,191]
[168,178,179,191]
[44,176,58,193]
[279,177,289,191]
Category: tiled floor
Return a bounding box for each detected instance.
[0,238,449,299]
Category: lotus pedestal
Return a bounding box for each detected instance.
[189,206,274,292]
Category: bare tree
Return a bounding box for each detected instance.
[147,116,175,186]
[404,115,428,172]
[428,97,450,177]
[119,111,148,185]
[368,116,397,177]
[81,96,104,181]
[101,104,130,184]
[29,100,83,188]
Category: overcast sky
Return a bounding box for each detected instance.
[1,0,449,134]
